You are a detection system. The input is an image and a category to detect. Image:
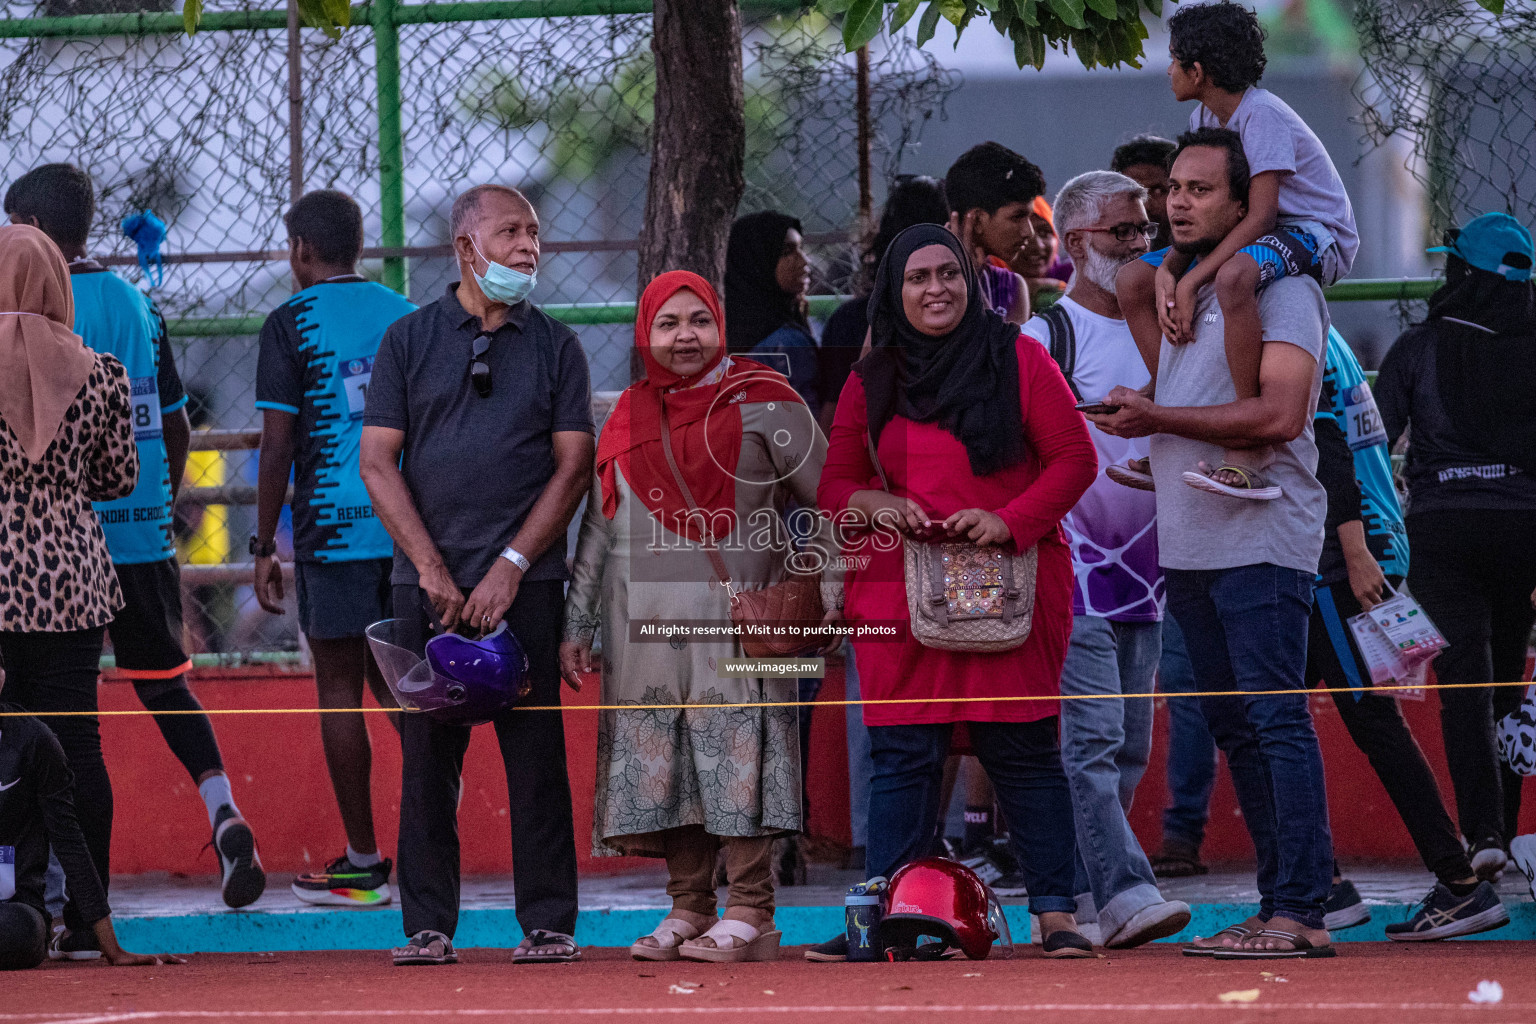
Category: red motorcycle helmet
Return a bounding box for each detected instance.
[881,857,1014,960]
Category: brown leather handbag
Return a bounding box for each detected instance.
[659,400,824,658]
[867,432,1036,653]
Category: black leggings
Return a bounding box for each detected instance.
[0,903,48,971]
[1407,509,1536,847]
[0,628,112,933]
[133,676,224,782]
[1309,579,1473,884]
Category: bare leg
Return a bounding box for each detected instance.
[1209,254,1276,489]
[1117,258,1163,384]
[309,636,381,857]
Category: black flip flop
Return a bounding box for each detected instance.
[1210,928,1337,959]
[392,930,457,966]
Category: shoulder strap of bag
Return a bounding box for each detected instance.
[865,429,890,491]
[658,397,735,597]
[1041,304,1083,402]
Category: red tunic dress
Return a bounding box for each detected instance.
[817,336,1097,727]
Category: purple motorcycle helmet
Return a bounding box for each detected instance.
[365,619,531,726]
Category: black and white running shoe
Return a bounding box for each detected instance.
[1384,881,1508,942]
[214,805,267,909]
[1322,879,1372,931]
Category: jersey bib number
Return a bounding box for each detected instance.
[130,376,164,441]
[341,356,374,419]
[1343,381,1388,451]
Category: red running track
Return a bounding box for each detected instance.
[5,945,1535,1023]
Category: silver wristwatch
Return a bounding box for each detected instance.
[500,546,531,572]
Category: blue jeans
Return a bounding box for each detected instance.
[1158,614,1218,850]
[1059,615,1165,937]
[866,718,1077,916]
[843,643,872,849]
[1163,564,1333,931]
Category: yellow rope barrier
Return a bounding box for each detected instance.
[0,679,1528,716]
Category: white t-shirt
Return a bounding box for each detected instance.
[1192,87,1359,277]
[1022,297,1162,622]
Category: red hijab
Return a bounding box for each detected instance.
[596,270,800,543]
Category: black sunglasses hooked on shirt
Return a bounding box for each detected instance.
[470,331,492,398]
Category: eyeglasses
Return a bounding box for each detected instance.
[470,331,492,398]
[1080,222,1161,243]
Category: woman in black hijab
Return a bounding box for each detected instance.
[1376,212,1536,876]
[813,222,1100,959]
[725,210,820,418]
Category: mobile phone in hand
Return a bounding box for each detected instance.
[1074,400,1122,415]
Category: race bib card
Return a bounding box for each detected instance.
[1343,381,1388,451]
[340,356,374,420]
[130,375,164,441]
[0,845,14,900]
[1372,590,1448,660]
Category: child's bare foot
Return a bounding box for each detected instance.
[1183,460,1281,500]
[1107,457,1155,491]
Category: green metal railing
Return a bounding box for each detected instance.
[159,282,1439,336]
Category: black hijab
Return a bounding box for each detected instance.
[1429,255,1536,473]
[725,210,808,353]
[857,223,1027,477]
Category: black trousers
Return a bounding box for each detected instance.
[0,903,48,971]
[1308,579,1473,884]
[0,628,111,932]
[393,581,579,941]
[1407,510,1536,847]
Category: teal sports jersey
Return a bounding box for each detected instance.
[1316,327,1408,583]
[71,266,186,565]
[256,278,415,562]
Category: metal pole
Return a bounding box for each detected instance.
[287,0,303,206]
[855,43,872,233]
[373,0,408,295]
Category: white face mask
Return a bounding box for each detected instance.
[470,236,537,305]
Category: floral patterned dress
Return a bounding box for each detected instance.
[564,397,837,858]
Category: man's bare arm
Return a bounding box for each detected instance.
[505,431,596,563]
[359,424,464,628]
[1093,340,1318,447]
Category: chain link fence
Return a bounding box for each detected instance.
[1355,0,1536,239]
[0,1,959,660]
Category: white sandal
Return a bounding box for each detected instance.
[630,916,704,962]
[679,918,782,963]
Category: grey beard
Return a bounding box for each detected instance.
[1080,245,1137,294]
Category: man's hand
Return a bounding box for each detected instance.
[1088,386,1162,439]
[252,554,285,615]
[94,919,186,966]
[421,564,466,632]
[558,640,591,691]
[1345,549,1388,612]
[941,508,1012,546]
[461,558,521,637]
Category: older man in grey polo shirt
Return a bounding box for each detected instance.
[1091,128,1335,960]
[361,184,595,967]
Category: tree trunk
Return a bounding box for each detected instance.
[639,0,745,296]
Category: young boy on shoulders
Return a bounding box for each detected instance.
[1116,0,1358,501]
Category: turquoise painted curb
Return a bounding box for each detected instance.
[114,901,1535,954]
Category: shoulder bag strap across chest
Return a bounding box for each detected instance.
[657,396,736,600]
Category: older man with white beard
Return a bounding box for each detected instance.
[1021,171,1190,949]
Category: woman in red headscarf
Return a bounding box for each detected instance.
[560,271,841,964]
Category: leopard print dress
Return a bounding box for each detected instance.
[1,352,140,633]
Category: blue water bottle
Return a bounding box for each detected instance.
[845,876,888,962]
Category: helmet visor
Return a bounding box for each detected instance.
[365,618,439,714]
